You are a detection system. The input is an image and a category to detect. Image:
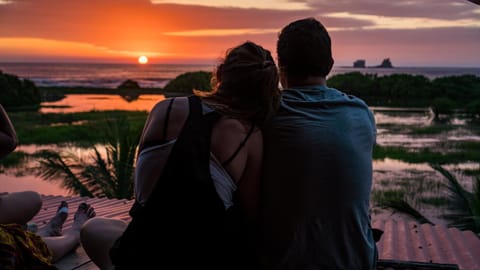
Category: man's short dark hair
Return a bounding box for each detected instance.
[277,17,334,79]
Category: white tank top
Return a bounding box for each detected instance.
[135,141,237,209]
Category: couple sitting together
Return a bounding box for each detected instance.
[1,17,377,270]
[81,17,377,270]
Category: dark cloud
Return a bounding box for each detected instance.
[0,0,478,65]
[306,0,480,20]
[0,0,477,39]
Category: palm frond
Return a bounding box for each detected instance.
[431,164,472,214]
[467,0,480,5]
[431,164,480,233]
[36,116,141,199]
[377,196,435,225]
[89,147,115,197]
[104,116,139,199]
[36,150,93,197]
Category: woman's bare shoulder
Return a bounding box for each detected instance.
[150,97,185,114]
[215,118,261,137]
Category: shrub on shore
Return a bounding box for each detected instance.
[327,72,480,108]
[163,71,212,94]
[117,79,141,89]
[0,71,41,108]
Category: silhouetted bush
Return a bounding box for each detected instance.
[0,71,41,108]
[431,75,480,102]
[327,72,480,108]
[327,72,376,97]
[163,71,212,94]
[117,79,140,89]
[430,97,456,119]
[467,100,480,118]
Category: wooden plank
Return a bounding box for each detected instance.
[53,246,98,270]
[54,246,100,270]
[377,259,460,270]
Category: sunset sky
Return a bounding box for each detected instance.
[0,0,479,66]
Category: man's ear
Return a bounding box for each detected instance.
[329,58,335,73]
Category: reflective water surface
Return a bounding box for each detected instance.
[1,96,479,210]
[40,94,165,113]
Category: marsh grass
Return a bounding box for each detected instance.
[376,123,414,134]
[373,144,480,164]
[409,124,457,135]
[372,189,406,204]
[8,110,147,145]
[419,196,450,207]
[375,164,480,234]
[0,151,29,172]
[36,116,141,198]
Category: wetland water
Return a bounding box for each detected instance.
[1,94,479,223]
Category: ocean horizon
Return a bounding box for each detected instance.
[1,62,479,89]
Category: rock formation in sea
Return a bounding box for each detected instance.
[376,58,393,68]
[353,59,366,68]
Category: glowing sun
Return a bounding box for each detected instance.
[138,55,148,64]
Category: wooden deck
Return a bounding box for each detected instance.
[33,195,134,270]
[54,246,98,270]
[34,195,480,270]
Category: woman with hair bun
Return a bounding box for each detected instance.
[81,41,280,270]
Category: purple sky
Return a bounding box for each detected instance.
[0,0,478,66]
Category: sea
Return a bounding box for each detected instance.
[0,62,479,88]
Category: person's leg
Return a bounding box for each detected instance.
[0,191,42,224]
[37,201,68,237]
[80,217,127,270]
[42,233,81,262]
[43,202,96,262]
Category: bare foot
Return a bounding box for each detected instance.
[38,201,69,237]
[72,202,96,232]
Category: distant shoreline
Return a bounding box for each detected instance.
[38,86,186,101]
[1,63,479,89]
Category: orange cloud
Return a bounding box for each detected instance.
[0,0,479,65]
[0,37,165,57]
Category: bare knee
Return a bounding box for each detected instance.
[0,191,42,224]
[23,191,42,211]
[80,217,127,270]
[81,217,105,235]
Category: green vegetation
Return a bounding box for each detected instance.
[373,144,480,164]
[419,196,450,207]
[377,164,480,234]
[466,100,480,118]
[327,73,480,110]
[7,110,147,145]
[39,86,163,96]
[409,124,456,135]
[37,71,213,98]
[2,70,480,209]
[376,122,457,135]
[36,116,141,199]
[0,71,41,108]
[433,164,480,233]
[163,71,212,94]
[0,151,29,172]
[375,192,435,225]
[372,189,406,203]
[430,97,455,120]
